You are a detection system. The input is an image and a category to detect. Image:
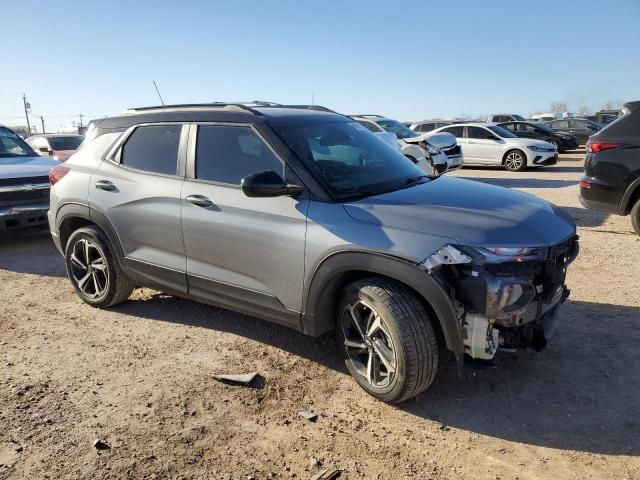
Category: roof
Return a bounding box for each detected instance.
[92,104,348,130]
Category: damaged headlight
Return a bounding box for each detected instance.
[476,246,547,263]
[418,140,442,156]
[419,244,547,271]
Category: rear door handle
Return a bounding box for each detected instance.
[95,180,117,191]
[186,194,214,208]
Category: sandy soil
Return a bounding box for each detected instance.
[1,151,639,479]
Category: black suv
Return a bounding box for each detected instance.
[498,121,579,152]
[579,101,640,234]
[545,118,602,144]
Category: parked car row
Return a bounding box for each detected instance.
[408,113,606,147]
[5,99,638,403]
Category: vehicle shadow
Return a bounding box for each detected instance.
[561,205,609,228]
[0,228,66,277]
[403,299,640,457]
[113,295,639,456]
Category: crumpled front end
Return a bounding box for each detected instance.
[420,235,579,360]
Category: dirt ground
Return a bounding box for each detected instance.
[1,151,639,480]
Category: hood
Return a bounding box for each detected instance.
[416,131,457,149]
[343,176,576,247]
[0,155,60,179]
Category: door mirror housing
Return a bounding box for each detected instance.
[241,170,304,198]
[487,134,500,141]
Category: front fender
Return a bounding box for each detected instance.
[301,251,464,354]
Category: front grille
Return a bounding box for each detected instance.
[0,188,49,203]
[0,176,49,187]
[442,144,461,156]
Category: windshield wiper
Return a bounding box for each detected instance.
[403,175,430,187]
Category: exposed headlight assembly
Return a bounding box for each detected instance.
[419,244,547,271]
[418,140,442,156]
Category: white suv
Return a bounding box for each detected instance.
[432,123,557,172]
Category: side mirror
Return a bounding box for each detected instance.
[487,135,500,141]
[241,170,304,198]
[38,147,49,153]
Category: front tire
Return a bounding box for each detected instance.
[631,199,640,235]
[504,149,527,172]
[65,226,134,308]
[546,138,561,151]
[338,277,439,403]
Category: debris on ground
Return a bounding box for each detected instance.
[211,372,260,387]
[298,410,318,422]
[93,439,111,451]
[310,467,340,480]
[438,423,450,431]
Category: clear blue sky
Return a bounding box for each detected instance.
[2,0,639,129]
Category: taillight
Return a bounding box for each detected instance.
[49,164,70,185]
[579,181,591,189]
[586,141,620,153]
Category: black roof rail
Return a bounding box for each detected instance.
[267,104,338,113]
[126,103,263,115]
[350,114,385,119]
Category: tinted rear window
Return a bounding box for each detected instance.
[48,136,84,151]
[121,125,182,175]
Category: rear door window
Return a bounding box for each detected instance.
[442,126,464,137]
[195,125,284,185]
[467,126,491,139]
[121,125,182,175]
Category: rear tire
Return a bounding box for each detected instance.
[65,226,134,308]
[504,149,527,172]
[631,199,640,236]
[337,277,439,403]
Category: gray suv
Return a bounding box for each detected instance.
[49,104,579,403]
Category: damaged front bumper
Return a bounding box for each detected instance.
[420,236,579,360]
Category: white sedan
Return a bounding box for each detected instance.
[431,123,558,172]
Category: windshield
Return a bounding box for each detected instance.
[271,120,431,199]
[48,136,84,150]
[487,125,517,138]
[376,119,419,140]
[512,114,526,121]
[0,128,37,158]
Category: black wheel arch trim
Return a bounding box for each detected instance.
[301,251,464,354]
[54,202,125,259]
[620,177,640,215]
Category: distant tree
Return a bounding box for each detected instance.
[576,105,591,116]
[550,102,568,113]
[602,100,620,110]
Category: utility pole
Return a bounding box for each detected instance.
[78,114,84,127]
[40,116,46,135]
[22,94,32,135]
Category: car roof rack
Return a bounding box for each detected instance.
[126,103,263,115]
[351,114,384,118]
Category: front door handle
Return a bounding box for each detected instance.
[186,194,213,208]
[95,180,117,191]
